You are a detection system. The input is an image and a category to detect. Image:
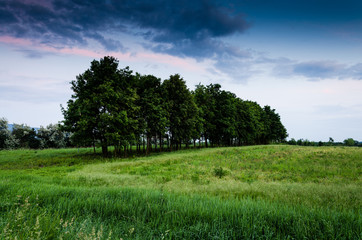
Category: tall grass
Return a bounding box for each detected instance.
[0,184,360,239]
[0,145,361,239]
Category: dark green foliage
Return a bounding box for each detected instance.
[163,74,198,150]
[135,74,167,154]
[3,55,291,151]
[37,123,70,148]
[11,124,40,149]
[344,138,357,146]
[0,118,10,149]
[62,56,139,156]
[11,57,289,152]
[263,105,288,144]
[193,84,288,147]
[213,166,227,178]
[288,138,361,147]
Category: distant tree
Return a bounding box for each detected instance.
[38,123,68,148]
[303,139,311,146]
[328,137,334,146]
[0,118,11,149]
[11,124,40,149]
[62,56,138,156]
[288,138,297,145]
[343,138,356,146]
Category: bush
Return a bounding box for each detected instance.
[213,167,227,178]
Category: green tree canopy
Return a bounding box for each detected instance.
[62,56,138,156]
[162,74,197,150]
[135,74,167,154]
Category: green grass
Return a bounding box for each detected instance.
[0,145,361,239]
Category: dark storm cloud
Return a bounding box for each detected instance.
[0,0,249,58]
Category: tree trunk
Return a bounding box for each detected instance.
[146,135,151,155]
[154,135,157,152]
[101,145,108,157]
[143,135,145,153]
[159,133,162,152]
[124,145,127,158]
[170,137,173,152]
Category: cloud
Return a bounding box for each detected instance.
[0,76,70,103]
[15,48,53,58]
[293,61,345,79]
[348,63,362,80]
[273,60,362,81]
[2,0,360,83]
[0,0,249,59]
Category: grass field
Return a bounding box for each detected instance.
[0,145,361,239]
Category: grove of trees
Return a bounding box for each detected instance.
[1,57,361,153]
[61,56,288,156]
[0,118,70,150]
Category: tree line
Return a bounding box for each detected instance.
[1,56,359,153]
[60,56,288,156]
[0,120,70,150]
[287,137,362,147]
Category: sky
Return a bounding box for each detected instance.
[0,0,361,142]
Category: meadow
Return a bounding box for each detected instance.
[0,145,360,239]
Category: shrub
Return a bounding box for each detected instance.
[213,167,227,178]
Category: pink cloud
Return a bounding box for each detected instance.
[0,36,204,73]
[0,36,32,45]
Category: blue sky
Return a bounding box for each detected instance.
[0,0,361,141]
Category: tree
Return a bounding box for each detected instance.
[288,138,297,145]
[11,124,40,149]
[242,101,265,145]
[0,118,11,149]
[193,84,213,147]
[62,56,138,156]
[263,106,288,143]
[210,88,237,146]
[344,138,356,146]
[162,74,197,150]
[135,74,167,154]
[234,99,255,145]
[38,123,69,148]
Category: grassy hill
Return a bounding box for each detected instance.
[0,145,361,239]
